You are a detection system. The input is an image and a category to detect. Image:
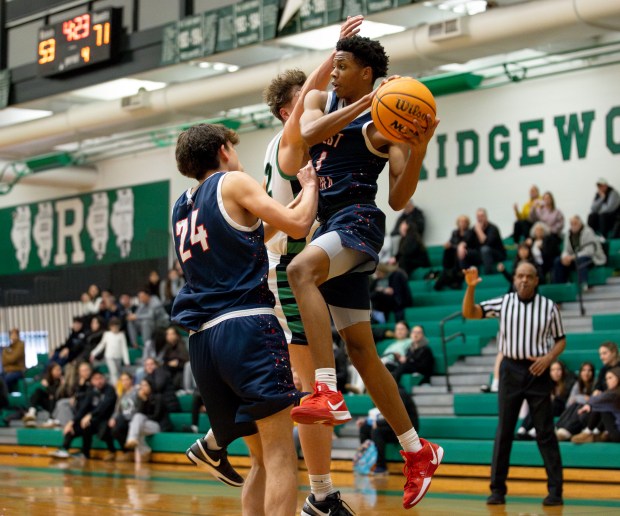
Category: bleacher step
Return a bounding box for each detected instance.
[464,355,497,366]
[416,406,454,415]
[413,394,453,406]
[431,373,489,386]
[448,364,493,374]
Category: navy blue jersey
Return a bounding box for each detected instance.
[171,172,274,331]
[310,92,389,221]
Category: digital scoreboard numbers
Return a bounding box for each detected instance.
[37,8,122,77]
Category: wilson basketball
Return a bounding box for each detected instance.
[371,77,436,142]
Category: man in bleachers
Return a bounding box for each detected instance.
[125,288,169,359]
[1,328,25,393]
[50,317,87,368]
[473,208,507,274]
[588,178,620,238]
[386,325,435,386]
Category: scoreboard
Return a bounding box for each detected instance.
[37,8,122,77]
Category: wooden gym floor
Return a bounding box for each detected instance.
[0,452,618,515]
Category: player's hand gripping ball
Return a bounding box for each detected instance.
[371,77,436,142]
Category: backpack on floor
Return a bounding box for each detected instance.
[353,439,378,475]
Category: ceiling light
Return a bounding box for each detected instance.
[0,107,53,128]
[191,61,240,73]
[278,20,405,50]
[72,78,166,101]
[426,0,488,16]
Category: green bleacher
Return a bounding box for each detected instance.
[592,313,620,331]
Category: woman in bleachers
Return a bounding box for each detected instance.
[161,327,189,391]
[387,325,434,385]
[529,191,565,240]
[571,342,619,442]
[516,360,572,439]
[160,267,185,314]
[108,372,138,461]
[555,361,595,440]
[143,357,181,413]
[436,215,479,290]
[393,220,430,277]
[525,221,561,282]
[124,378,172,462]
[573,367,620,443]
[53,361,93,428]
[22,362,64,428]
[497,242,543,291]
[379,321,410,367]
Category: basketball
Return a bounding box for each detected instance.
[371,77,436,142]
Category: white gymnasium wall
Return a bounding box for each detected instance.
[1,63,619,247]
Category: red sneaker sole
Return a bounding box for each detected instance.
[291,407,352,426]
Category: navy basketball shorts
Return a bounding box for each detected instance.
[188,309,302,447]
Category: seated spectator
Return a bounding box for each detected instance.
[571,341,619,443]
[50,317,87,368]
[90,317,130,387]
[436,215,479,290]
[183,389,205,434]
[379,321,411,366]
[51,370,117,460]
[473,208,506,274]
[98,290,125,326]
[356,387,419,475]
[497,242,543,290]
[555,361,595,441]
[386,325,435,385]
[390,199,425,255]
[529,191,564,245]
[126,289,170,359]
[588,178,620,238]
[22,362,64,428]
[370,264,412,323]
[525,221,561,281]
[124,378,172,462]
[552,215,606,290]
[81,284,103,319]
[160,268,185,314]
[146,270,162,298]
[53,361,93,428]
[573,367,620,443]
[512,185,541,243]
[393,220,430,277]
[0,377,8,411]
[161,327,189,391]
[73,316,105,365]
[1,328,25,393]
[516,360,572,440]
[108,372,138,461]
[143,357,181,412]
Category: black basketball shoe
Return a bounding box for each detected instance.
[186,438,244,487]
[301,491,355,516]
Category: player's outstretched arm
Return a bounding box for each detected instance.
[224,164,318,239]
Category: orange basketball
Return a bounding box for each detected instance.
[371,77,436,143]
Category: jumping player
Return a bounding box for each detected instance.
[287,36,443,509]
[171,123,318,516]
[263,16,362,516]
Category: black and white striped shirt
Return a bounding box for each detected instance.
[480,292,565,359]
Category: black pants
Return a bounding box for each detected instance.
[491,358,563,499]
[63,422,115,457]
[110,415,130,451]
[359,421,398,469]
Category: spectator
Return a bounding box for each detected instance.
[50,317,87,368]
[0,377,8,412]
[588,178,620,238]
[390,199,426,253]
[124,378,172,462]
[436,215,479,290]
[473,208,507,274]
[552,215,606,291]
[143,357,181,413]
[369,264,412,323]
[573,367,620,443]
[51,370,117,460]
[161,327,189,391]
[571,342,619,443]
[160,268,185,314]
[2,328,25,393]
[525,221,561,281]
[497,242,542,291]
[393,220,430,277]
[182,390,205,434]
[513,185,541,243]
[90,317,130,387]
[98,290,125,326]
[22,362,64,428]
[516,360,572,439]
[81,284,103,317]
[146,270,162,298]
[73,316,105,365]
[379,321,411,366]
[386,325,435,386]
[529,191,564,244]
[126,289,169,359]
[53,361,93,428]
[108,372,139,461]
[357,387,419,475]
[555,361,595,441]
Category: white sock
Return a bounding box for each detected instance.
[398,427,422,453]
[517,427,526,435]
[490,377,499,392]
[582,428,593,435]
[315,368,338,392]
[205,429,221,450]
[309,473,335,502]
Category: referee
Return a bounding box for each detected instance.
[462,261,565,507]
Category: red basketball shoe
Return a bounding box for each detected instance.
[290,382,352,426]
[401,438,444,509]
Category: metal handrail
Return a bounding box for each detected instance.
[439,310,466,393]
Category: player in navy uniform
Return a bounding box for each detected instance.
[263,16,362,516]
[287,36,442,509]
[171,123,318,516]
